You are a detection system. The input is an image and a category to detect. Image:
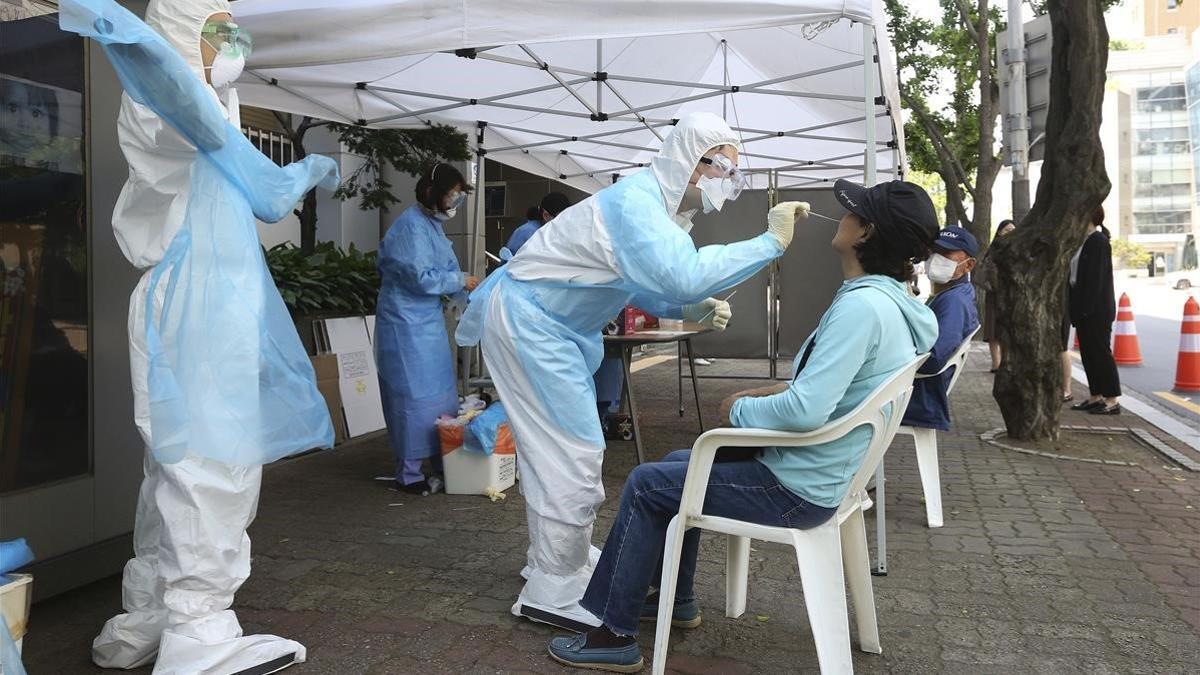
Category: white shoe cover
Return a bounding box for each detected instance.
[92,611,166,669]
[150,611,305,675]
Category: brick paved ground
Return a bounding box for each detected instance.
[23,348,1200,673]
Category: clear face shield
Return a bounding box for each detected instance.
[201,20,254,59]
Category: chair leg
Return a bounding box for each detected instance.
[792,526,854,675]
[873,463,887,576]
[652,515,688,675]
[840,509,881,654]
[913,428,943,528]
[725,535,751,618]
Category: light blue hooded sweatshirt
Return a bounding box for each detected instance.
[731,275,938,508]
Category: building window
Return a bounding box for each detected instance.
[0,10,89,492]
[242,126,294,167]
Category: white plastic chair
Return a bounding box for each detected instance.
[871,327,978,575]
[651,356,927,675]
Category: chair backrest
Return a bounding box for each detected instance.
[918,325,980,397]
[836,354,928,518]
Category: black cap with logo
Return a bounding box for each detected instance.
[834,179,940,259]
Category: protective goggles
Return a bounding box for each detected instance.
[699,152,747,200]
[445,191,467,210]
[201,20,253,58]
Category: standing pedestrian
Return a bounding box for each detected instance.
[976,219,1015,372]
[1069,206,1120,415]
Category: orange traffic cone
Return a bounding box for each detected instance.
[1112,293,1143,366]
[1175,296,1200,392]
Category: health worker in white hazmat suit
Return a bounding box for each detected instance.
[59,0,340,672]
[457,112,810,630]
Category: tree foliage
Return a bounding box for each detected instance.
[884,0,1004,254]
[330,122,471,211]
[271,113,470,254]
[1111,239,1151,270]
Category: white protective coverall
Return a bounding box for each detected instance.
[60,0,339,672]
[456,112,786,630]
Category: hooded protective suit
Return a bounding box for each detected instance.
[456,112,784,629]
[60,0,338,672]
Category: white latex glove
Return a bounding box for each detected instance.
[765,201,811,249]
[683,297,732,331]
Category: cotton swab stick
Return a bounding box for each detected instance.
[698,290,739,323]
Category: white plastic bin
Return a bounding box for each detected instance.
[443,447,516,495]
[1,573,32,654]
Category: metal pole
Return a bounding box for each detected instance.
[768,169,778,380]
[596,40,603,114]
[863,24,878,187]
[1006,0,1031,223]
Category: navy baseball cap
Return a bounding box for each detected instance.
[933,226,978,257]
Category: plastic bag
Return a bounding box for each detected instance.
[464,403,516,456]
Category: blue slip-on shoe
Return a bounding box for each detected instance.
[547,633,643,673]
[640,598,702,629]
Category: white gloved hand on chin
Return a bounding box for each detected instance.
[765,201,810,249]
[683,297,732,331]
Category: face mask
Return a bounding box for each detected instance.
[433,207,457,222]
[926,253,961,284]
[697,176,725,213]
[207,50,245,89]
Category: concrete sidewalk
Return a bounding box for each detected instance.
[22,350,1200,674]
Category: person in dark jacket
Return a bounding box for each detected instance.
[902,226,981,430]
[1069,206,1121,415]
[975,219,1015,371]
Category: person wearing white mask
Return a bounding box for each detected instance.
[376,163,479,495]
[60,0,339,672]
[457,112,808,632]
[902,225,981,431]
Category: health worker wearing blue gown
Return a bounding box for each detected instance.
[377,163,478,495]
[501,192,571,261]
[456,111,810,631]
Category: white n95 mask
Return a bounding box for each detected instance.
[208,50,245,89]
[926,253,960,284]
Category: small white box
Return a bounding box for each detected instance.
[1,573,32,654]
[443,447,516,495]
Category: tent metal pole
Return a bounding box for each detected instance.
[596,40,603,113]
[603,81,665,141]
[561,161,646,179]
[736,113,889,143]
[863,25,879,188]
[768,169,778,380]
[471,122,485,279]
[520,45,600,116]
[247,71,359,124]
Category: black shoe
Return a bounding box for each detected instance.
[397,479,432,496]
[1089,403,1121,415]
[1070,400,1103,411]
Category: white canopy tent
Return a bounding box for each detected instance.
[232,0,908,380]
[234,0,905,194]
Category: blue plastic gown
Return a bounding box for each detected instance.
[60,0,339,465]
[376,204,464,462]
[502,219,542,260]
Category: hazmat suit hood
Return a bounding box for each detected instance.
[650,112,741,225]
[144,0,230,86]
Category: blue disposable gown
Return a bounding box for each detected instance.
[502,219,542,260]
[376,204,465,461]
[61,0,338,465]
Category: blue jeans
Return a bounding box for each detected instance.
[581,449,835,635]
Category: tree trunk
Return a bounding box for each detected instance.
[968,0,1000,256]
[274,113,320,255]
[299,189,318,255]
[990,0,1110,440]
